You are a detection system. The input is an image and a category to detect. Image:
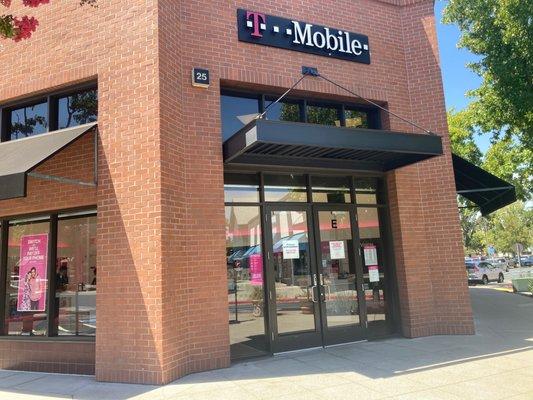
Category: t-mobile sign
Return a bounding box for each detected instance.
[237,9,370,64]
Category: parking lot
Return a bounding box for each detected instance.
[0,286,531,400]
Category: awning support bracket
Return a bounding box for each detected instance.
[26,127,98,189]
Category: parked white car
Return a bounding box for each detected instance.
[466,261,505,285]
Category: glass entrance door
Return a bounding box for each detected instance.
[265,206,323,352]
[313,206,366,346]
[265,204,369,352]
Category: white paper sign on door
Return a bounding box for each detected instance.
[329,241,345,260]
[282,239,300,259]
[363,244,378,266]
[368,265,380,282]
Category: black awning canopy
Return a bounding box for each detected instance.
[223,119,444,172]
[452,154,516,215]
[0,123,97,201]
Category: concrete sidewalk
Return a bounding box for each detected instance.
[0,287,531,400]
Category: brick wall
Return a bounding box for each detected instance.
[0,0,473,384]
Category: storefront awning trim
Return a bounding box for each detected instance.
[452,154,516,215]
[223,119,444,172]
[0,122,97,201]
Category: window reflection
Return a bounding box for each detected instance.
[264,174,307,202]
[58,89,98,129]
[226,206,267,359]
[56,215,97,336]
[344,109,369,128]
[307,104,340,126]
[220,95,260,141]
[264,99,300,122]
[10,102,48,140]
[312,176,351,203]
[224,173,260,203]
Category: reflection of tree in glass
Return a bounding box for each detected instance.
[61,90,98,128]
[279,103,300,122]
[11,106,47,139]
[307,106,340,126]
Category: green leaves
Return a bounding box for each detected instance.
[443,0,533,158]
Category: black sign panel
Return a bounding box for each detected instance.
[192,68,210,88]
[237,9,370,64]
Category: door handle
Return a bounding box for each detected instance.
[311,285,319,303]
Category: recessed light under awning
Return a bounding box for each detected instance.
[0,122,97,201]
[223,119,444,172]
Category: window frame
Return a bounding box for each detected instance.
[220,88,382,130]
[0,207,96,341]
[0,82,97,143]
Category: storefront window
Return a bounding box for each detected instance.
[9,102,48,140]
[221,94,260,141]
[312,176,351,203]
[58,89,98,129]
[355,178,378,205]
[55,214,97,336]
[4,219,50,336]
[264,99,301,122]
[344,108,369,128]
[264,174,307,202]
[358,207,386,327]
[224,173,260,203]
[226,206,267,359]
[307,104,341,126]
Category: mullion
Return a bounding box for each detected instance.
[0,220,8,335]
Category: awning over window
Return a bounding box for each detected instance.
[223,119,443,172]
[452,154,516,215]
[0,122,97,201]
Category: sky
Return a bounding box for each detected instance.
[434,1,492,153]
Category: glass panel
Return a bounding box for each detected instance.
[307,104,341,126]
[9,102,48,140]
[224,173,260,203]
[317,211,360,328]
[226,206,267,359]
[264,174,307,202]
[220,95,260,141]
[356,193,377,205]
[360,240,386,326]
[358,207,381,239]
[58,89,98,129]
[5,220,50,336]
[344,109,369,128]
[271,210,315,334]
[56,215,97,336]
[312,176,351,203]
[264,99,301,122]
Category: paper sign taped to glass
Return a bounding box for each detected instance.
[368,265,380,282]
[363,244,378,266]
[282,239,300,259]
[329,241,345,259]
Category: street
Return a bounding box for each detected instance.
[0,287,531,400]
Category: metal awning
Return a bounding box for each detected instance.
[0,122,97,201]
[223,119,443,172]
[452,154,516,215]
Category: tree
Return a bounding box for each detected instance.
[0,0,96,42]
[484,202,533,255]
[447,108,482,164]
[442,0,533,152]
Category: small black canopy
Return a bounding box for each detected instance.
[0,123,97,201]
[452,154,516,215]
[223,119,443,172]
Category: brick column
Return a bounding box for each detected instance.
[387,0,474,337]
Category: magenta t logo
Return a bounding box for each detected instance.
[246,11,266,38]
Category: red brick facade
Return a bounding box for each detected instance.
[0,0,473,385]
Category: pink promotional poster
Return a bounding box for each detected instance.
[17,234,49,312]
[249,254,263,286]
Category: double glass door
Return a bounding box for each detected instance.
[265,204,374,352]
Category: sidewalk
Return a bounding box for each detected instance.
[0,287,531,400]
